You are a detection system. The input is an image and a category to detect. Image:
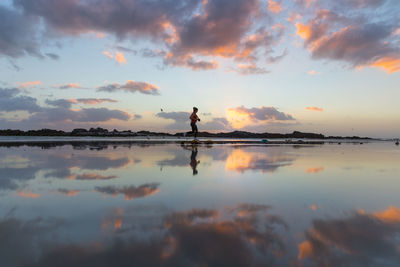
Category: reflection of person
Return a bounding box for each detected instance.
[189,107,200,140]
[189,147,200,175]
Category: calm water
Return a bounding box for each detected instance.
[0,142,399,266]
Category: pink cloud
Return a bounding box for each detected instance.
[268,0,283,14]
[19,81,42,88]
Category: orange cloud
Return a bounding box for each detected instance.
[114,218,123,229]
[307,70,320,75]
[102,51,114,59]
[369,57,400,73]
[225,149,295,173]
[305,167,324,173]
[268,0,283,14]
[295,23,312,39]
[103,51,127,64]
[115,52,127,64]
[373,205,400,223]
[16,190,40,198]
[227,106,295,129]
[20,81,42,88]
[65,83,80,88]
[298,241,313,259]
[305,107,323,112]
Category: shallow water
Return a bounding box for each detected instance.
[0,142,399,266]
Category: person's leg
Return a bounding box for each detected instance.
[194,124,198,138]
[190,122,196,137]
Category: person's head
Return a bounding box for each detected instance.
[193,107,198,113]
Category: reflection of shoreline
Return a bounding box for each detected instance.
[0,139,325,148]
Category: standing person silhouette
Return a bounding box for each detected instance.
[189,107,200,140]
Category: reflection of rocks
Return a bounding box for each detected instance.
[0,203,288,266]
[225,148,296,173]
[298,206,400,266]
[95,183,160,200]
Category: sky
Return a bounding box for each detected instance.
[0,0,399,138]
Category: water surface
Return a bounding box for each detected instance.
[0,142,399,266]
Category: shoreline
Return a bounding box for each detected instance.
[0,137,381,148]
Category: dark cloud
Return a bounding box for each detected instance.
[45,98,73,109]
[12,0,284,71]
[74,98,118,104]
[229,106,295,121]
[45,53,60,60]
[133,114,142,120]
[157,112,232,131]
[95,183,160,200]
[0,87,41,113]
[336,0,387,8]
[97,80,160,95]
[156,111,190,129]
[1,90,131,128]
[75,173,117,180]
[26,107,131,123]
[296,9,400,72]
[140,48,167,58]
[156,111,190,121]
[202,117,232,131]
[57,83,84,89]
[0,5,41,58]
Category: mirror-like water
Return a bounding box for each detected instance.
[0,142,399,266]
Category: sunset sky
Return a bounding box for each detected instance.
[0,0,399,137]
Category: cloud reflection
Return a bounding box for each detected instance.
[95,183,160,200]
[2,203,287,266]
[225,148,296,173]
[297,206,400,266]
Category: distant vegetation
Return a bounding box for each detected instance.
[0,127,370,139]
